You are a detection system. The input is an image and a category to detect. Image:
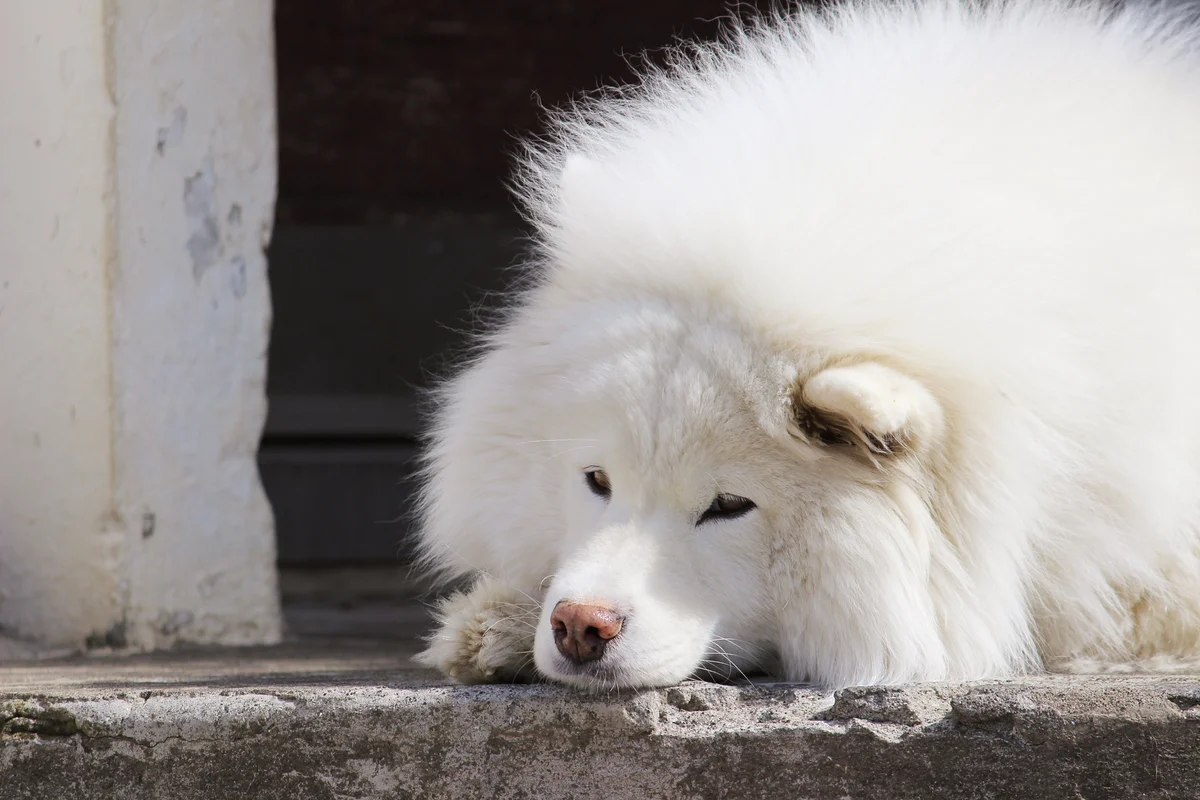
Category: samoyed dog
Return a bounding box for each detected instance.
[415,0,1200,690]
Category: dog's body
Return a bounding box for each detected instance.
[415,0,1200,690]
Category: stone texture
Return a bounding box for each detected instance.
[3,641,1198,799]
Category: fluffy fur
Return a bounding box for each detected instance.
[414,0,1200,690]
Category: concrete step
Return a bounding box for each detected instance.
[3,636,1199,799]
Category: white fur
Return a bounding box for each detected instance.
[415,0,1200,690]
[414,576,540,682]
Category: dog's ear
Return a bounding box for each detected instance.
[789,362,945,457]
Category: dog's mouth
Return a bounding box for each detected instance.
[542,659,628,687]
[539,653,773,690]
[534,595,764,689]
[536,635,703,690]
[536,632,776,690]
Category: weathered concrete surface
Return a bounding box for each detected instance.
[2,640,1199,799]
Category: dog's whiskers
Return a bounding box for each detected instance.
[699,640,758,685]
[515,438,598,447]
[540,445,598,463]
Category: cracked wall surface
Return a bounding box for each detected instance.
[107,0,281,650]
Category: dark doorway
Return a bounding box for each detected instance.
[263,1,782,569]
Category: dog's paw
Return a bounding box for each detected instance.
[415,577,541,683]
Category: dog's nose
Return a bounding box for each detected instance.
[550,600,624,664]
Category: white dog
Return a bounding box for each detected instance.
[414,0,1200,690]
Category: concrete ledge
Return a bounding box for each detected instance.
[2,643,1198,799]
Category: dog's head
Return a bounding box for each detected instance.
[421,293,953,690]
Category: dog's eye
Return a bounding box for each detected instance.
[697,493,756,525]
[584,468,612,500]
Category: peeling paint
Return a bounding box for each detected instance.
[85,621,127,650]
[196,572,225,600]
[159,610,195,636]
[230,256,247,298]
[154,106,187,155]
[183,160,221,278]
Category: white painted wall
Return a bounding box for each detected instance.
[0,0,123,653]
[0,0,281,653]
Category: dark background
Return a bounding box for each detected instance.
[262,1,803,565]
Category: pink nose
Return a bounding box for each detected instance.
[550,600,625,664]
